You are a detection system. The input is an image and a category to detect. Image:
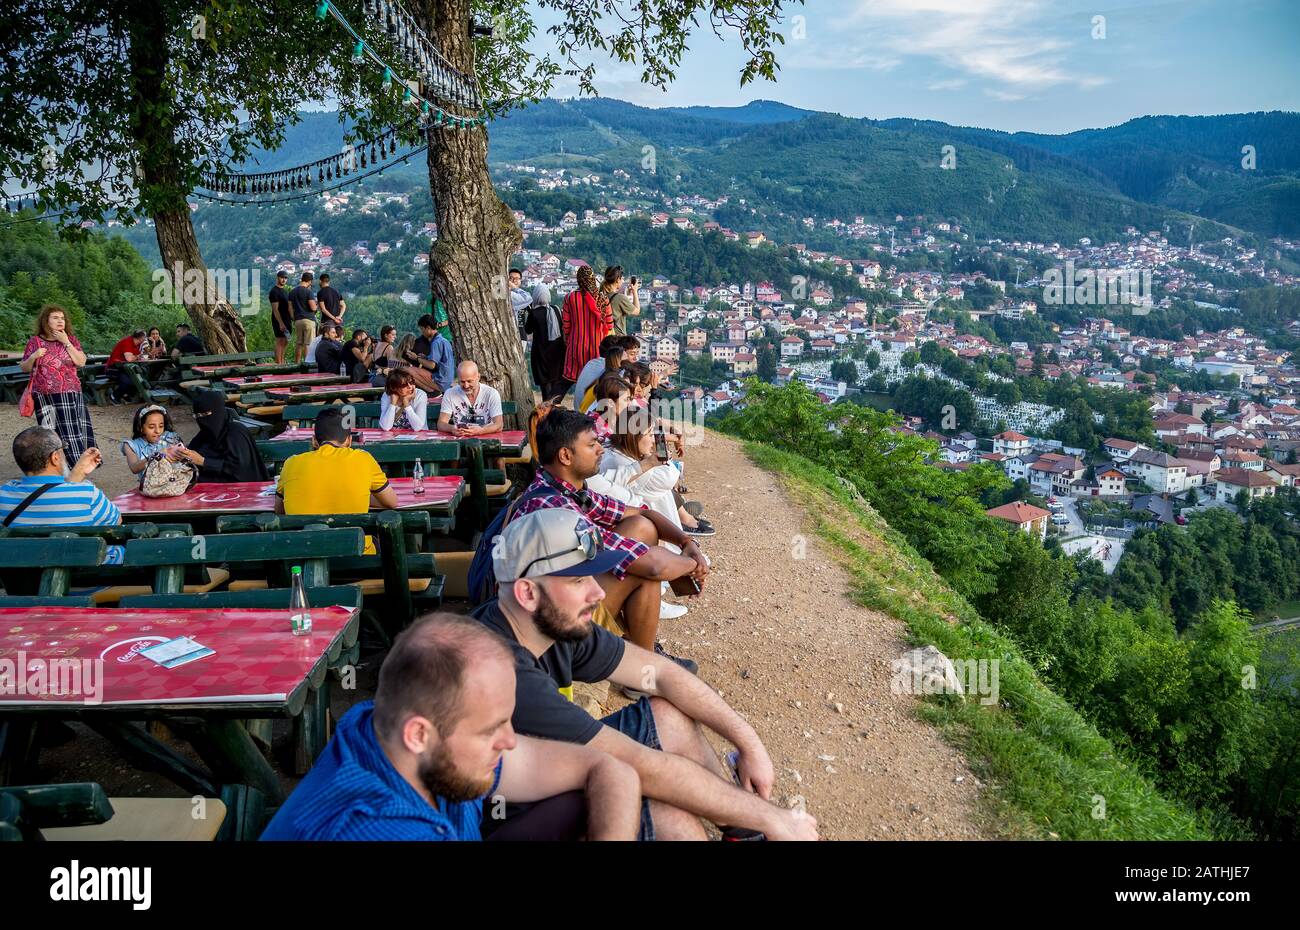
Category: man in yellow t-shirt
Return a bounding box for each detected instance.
[275,407,399,554]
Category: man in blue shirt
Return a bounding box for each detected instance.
[261,612,640,841]
[413,313,456,395]
[0,428,124,564]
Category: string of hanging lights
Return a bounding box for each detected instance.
[314,0,487,126]
[8,1,490,221]
[193,141,429,206]
[2,192,47,215]
[0,199,78,225]
[195,118,425,195]
[357,0,482,109]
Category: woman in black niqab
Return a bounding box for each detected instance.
[180,390,270,483]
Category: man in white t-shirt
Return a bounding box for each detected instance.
[437,360,504,436]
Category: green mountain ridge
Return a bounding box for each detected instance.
[234,101,1300,242]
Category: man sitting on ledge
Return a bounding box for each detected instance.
[509,408,708,661]
[261,612,641,841]
[474,508,819,842]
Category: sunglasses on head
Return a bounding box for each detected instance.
[519,522,600,579]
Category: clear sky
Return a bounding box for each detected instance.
[532,0,1300,134]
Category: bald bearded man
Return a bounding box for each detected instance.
[437,360,504,437]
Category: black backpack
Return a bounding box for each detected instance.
[466,483,557,606]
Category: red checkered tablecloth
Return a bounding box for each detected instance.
[0,606,356,706]
[110,477,464,515]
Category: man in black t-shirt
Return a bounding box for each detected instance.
[289,271,318,364]
[472,508,819,842]
[316,272,346,332]
[268,270,292,364]
[171,323,206,360]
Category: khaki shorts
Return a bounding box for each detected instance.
[594,602,623,635]
[294,318,316,348]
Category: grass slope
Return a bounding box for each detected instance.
[746,441,1208,840]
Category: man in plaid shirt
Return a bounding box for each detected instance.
[509,409,709,661]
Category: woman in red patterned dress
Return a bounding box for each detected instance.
[560,264,612,398]
[19,304,96,460]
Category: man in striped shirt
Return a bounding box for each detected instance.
[1,427,124,564]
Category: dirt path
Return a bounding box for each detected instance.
[653,430,987,839]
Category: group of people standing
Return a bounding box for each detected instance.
[511,263,641,404]
[267,269,348,366]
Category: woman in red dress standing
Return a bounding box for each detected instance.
[560,264,612,399]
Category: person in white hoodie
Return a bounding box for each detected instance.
[599,425,685,530]
[600,421,721,622]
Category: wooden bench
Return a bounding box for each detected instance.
[120,584,363,612]
[235,415,277,438]
[122,526,366,596]
[123,362,182,406]
[283,400,382,426]
[282,399,518,427]
[0,781,247,842]
[255,438,462,478]
[0,535,107,599]
[180,350,275,368]
[79,363,113,407]
[0,524,221,604]
[0,521,194,542]
[0,365,29,404]
[214,511,443,636]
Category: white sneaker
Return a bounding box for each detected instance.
[660,601,688,620]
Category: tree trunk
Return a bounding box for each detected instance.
[126,8,245,354]
[152,208,246,354]
[423,0,531,428]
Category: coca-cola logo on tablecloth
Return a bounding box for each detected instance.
[99,637,169,663]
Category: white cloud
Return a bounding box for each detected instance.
[928,78,969,91]
[847,0,1107,91]
[784,46,902,72]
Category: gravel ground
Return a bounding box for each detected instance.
[638,430,987,839]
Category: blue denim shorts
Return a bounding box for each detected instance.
[600,696,660,841]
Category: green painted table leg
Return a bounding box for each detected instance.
[292,683,330,776]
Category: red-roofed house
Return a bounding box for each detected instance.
[1213,468,1278,503]
[993,431,1031,457]
[986,501,1051,540]
[1102,437,1141,461]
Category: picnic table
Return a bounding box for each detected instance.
[222,371,346,390]
[0,605,359,801]
[111,477,465,520]
[265,383,385,403]
[268,427,528,456]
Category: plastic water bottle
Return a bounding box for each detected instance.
[289,565,312,636]
[412,458,425,495]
